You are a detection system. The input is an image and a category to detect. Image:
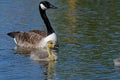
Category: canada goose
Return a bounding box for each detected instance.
[7,1,58,49]
[30,41,57,61]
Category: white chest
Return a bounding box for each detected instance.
[39,33,57,48]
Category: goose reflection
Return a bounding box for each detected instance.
[30,60,56,80]
[14,46,34,54]
[36,61,56,80]
[67,0,78,27]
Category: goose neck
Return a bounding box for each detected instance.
[47,47,52,55]
[39,7,54,35]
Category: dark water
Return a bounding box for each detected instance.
[0,0,120,80]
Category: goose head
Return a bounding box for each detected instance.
[39,1,57,10]
[47,41,55,49]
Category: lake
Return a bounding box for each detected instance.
[0,0,120,80]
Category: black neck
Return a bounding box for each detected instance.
[39,7,55,35]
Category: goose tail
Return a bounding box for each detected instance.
[7,31,20,38]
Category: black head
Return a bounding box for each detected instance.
[39,1,57,10]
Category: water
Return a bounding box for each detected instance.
[0,0,120,80]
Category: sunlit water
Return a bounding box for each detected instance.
[0,0,120,80]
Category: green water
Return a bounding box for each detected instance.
[0,0,120,80]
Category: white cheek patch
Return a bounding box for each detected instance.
[40,3,47,10]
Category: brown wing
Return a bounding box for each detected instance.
[29,30,46,37]
[8,31,44,48]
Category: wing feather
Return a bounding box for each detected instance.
[8,31,46,48]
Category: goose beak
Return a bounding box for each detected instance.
[53,44,59,50]
[49,4,57,9]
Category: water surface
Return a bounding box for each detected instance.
[0,0,120,80]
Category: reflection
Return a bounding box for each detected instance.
[36,61,57,80]
[63,0,79,44]
[30,48,58,61]
[67,0,78,27]
[14,46,34,54]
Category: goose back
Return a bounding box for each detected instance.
[29,30,46,36]
[8,31,45,48]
